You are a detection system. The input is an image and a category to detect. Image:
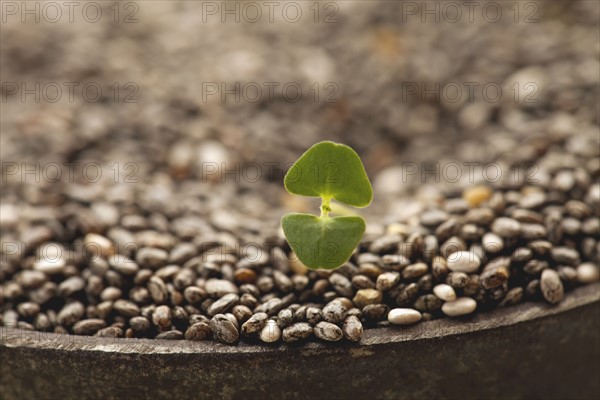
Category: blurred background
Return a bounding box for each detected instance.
[1,0,599,233]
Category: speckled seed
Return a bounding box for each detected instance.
[353,289,383,308]
[254,298,284,316]
[277,309,294,327]
[152,305,171,331]
[376,272,400,291]
[273,270,293,293]
[185,322,212,341]
[342,316,363,342]
[328,273,353,297]
[259,319,281,343]
[540,269,564,304]
[387,308,422,325]
[58,276,85,297]
[480,265,510,289]
[402,263,428,279]
[314,321,343,342]
[57,302,85,326]
[147,276,168,304]
[577,263,600,283]
[73,319,107,335]
[205,279,239,297]
[211,314,239,344]
[207,293,239,317]
[446,272,469,288]
[282,322,313,343]
[322,301,347,324]
[136,247,168,269]
[241,312,268,335]
[233,305,253,322]
[442,297,477,317]
[432,284,456,302]
[414,294,443,313]
[183,286,206,304]
[446,251,481,273]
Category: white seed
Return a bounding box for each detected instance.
[482,233,504,253]
[577,263,599,283]
[540,269,564,304]
[83,233,115,258]
[442,297,477,317]
[433,284,457,302]
[259,320,281,343]
[33,258,65,275]
[446,251,481,273]
[387,308,422,325]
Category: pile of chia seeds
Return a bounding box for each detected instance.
[1,1,599,345]
[1,129,598,344]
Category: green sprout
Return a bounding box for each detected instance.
[281,141,373,270]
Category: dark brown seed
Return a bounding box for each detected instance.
[152,305,172,331]
[414,294,442,313]
[73,319,106,335]
[207,293,239,317]
[113,300,140,317]
[480,265,510,289]
[499,288,523,307]
[156,330,184,340]
[282,322,313,343]
[148,276,168,304]
[446,272,469,289]
[329,273,354,297]
[17,302,40,318]
[232,305,253,322]
[394,283,419,307]
[185,322,212,341]
[362,304,389,322]
[211,314,239,344]
[95,327,123,338]
[273,270,293,292]
[129,316,151,332]
[241,312,268,335]
[540,269,564,304]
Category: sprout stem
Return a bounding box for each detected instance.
[320,196,332,219]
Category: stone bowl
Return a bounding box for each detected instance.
[1,283,598,400]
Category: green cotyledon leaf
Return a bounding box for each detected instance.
[281,213,365,270]
[284,141,373,208]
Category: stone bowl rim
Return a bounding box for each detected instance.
[2,283,598,355]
